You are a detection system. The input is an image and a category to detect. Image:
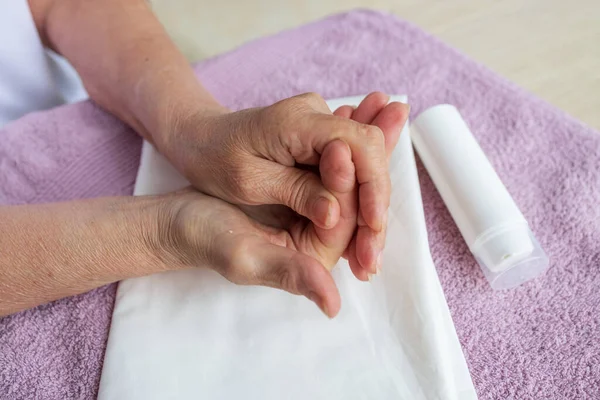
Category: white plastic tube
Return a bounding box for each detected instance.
[411,104,548,289]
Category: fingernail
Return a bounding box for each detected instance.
[369,252,381,275]
[376,252,383,274]
[358,212,366,227]
[377,207,388,232]
[367,273,373,282]
[398,102,411,113]
[315,197,333,228]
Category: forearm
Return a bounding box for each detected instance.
[0,196,171,316]
[30,0,225,150]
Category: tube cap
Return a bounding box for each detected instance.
[471,223,549,290]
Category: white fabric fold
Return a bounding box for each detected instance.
[98,95,477,400]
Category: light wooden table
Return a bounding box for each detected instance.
[153,0,600,129]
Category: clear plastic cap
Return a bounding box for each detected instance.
[471,223,549,290]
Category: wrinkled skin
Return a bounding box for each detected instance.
[161,93,408,317]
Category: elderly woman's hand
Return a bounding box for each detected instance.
[158,184,348,318]
[159,135,354,318]
[154,94,406,318]
[160,92,409,279]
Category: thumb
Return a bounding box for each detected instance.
[260,159,340,229]
[255,243,341,318]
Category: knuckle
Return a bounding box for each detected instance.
[254,106,296,163]
[278,268,298,293]
[295,92,328,111]
[260,104,295,141]
[301,91,320,99]
[284,98,310,115]
[362,124,384,145]
[271,265,300,294]
[296,92,318,102]
[261,101,282,121]
[265,99,303,133]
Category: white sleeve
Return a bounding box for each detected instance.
[0,0,87,128]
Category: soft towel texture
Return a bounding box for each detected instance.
[1,9,599,399]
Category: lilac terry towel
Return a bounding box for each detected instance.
[1,9,599,400]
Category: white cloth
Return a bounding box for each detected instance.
[0,0,87,127]
[99,95,477,400]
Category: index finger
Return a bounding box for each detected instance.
[308,115,389,232]
[371,102,411,160]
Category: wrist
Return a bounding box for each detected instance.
[154,98,230,176]
[126,194,188,273]
[145,189,215,271]
[0,196,182,315]
[89,195,185,276]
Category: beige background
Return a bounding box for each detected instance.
[152,0,600,129]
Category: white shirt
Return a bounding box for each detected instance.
[0,0,86,127]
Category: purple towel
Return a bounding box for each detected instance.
[1,10,599,400]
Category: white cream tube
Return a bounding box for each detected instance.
[411,104,548,289]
